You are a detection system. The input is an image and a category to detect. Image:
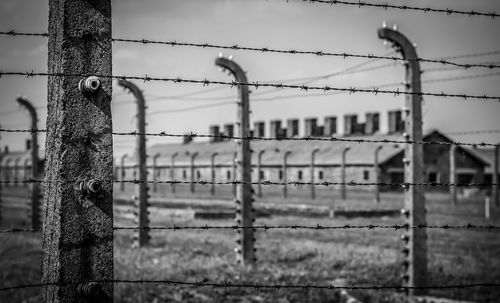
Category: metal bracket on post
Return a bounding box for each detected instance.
[118,79,150,247]
[379,25,427,299]
[215,56,255,266]
[17,97,41,229]
[43,1,113,301]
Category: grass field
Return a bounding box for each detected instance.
[1,187,499,302]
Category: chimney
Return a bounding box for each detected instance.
[388,110,404,134]
[182,134,193,144]
[365,112,380,135]
[26,139,32,151]
[209,125,221,143]
[254,121,265,137]
[324,116,337,136]
[304,118,317,137]
[270,120,282,138]
[344,114,357,136]
[286,119,299,137]
[223,123,234,138]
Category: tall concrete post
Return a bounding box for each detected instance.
[120,154,128,192]
[283,150,292,199]
[152,153,161,193]
[341,147,351,200]
[449,145,457,205]
[379,26,427,297]
[310,148,320,199]
[14,158,20,186]
[257,150,265,198]
[24,159,31,185]
[118,79,149,247]
[186,151,198,193]
[494,144,499,207]
[171,152,178,193]
[43,1,113,301]
[374,146,383,203]
[211,152,218,196]
[0,125,2,225]
[216,56,255,265]
[17,97,41,229]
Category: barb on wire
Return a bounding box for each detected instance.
[1,30,500,70]
[0,127,498,147]
[1,279,499,292]
[294,0,499,19]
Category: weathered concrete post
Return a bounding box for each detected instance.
[120,154,128,192]
[341,147,351,200]
[186,151,198,193]
[24,159,31,185]
[17,97,41,228]
[379,26,427,298]
[257,150,265,198]
[211,152,218,196]
[152,153,161,193]
[449,145,457,205]
[4,159,11,187]
[0,126,2,225]
[118,79,149,247]
[13,158,20,186]
[232,151,237,197]
[494,144,499,207]
[283,150,292,199]
[310,147,320,199]
[374,146,383,203]
[216,56,255,265]
[42,0,113,301]
[171,152,178,193]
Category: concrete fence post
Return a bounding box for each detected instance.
[379,26,427,298]
[17,97,41,228]
[216,56,255,266]
[257,150,265,198]
[283,150,292,199]
[341,147,351,200]
[211,152,218,196]
[310,148,320,199]
[449,145,457,205]
[120,154,128,192]
[232,151,237,197]
[152,153,161,193]
[118,79,150,247]
[374,146,383,203]
[186,151,198,193]
[14,158,20,186]
[0,125,2,225]
[494,144,499,207]
[42,0,113,301]
[171,152,178,193]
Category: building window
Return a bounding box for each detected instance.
[428,172,439,183]
[182,170,187,179]
[259,170,265,179]
[318,171,324,180]
[133,170,137,178]
[363,170,369,180]
[298,170,303,180]
[278,170,283,180]
[227,170,231,180]
[196,170,201,180]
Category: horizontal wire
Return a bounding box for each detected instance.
[0,128,498,147]
[0,279,499,292]
[294,0,499,19]
[2,223,499,234]
[0,178,496,188]
[2,71,500,103]
[446,129,500,136]
[1,30,500,70]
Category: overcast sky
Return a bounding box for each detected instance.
[0,0,499,157]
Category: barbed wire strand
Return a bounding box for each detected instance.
[3,223,500,234]
[0,279,499,292]
[1,71,500,102]
[0,128,498,147]
[1,30,500,70]
[0,178,496,188]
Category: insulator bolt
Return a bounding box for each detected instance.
[401,209,410,217]
[78,282,101,298]
[78,76,102,95]
[402,158,410,165]
[401,234,410,242]
[78,179,103,196]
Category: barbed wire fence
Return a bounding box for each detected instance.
[0,0,499,302]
